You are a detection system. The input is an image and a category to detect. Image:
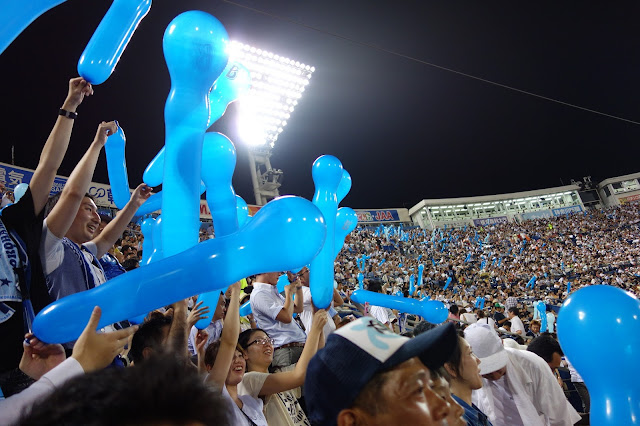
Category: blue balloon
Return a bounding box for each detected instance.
[276,274,290,294]
[32,196,326,344]
[309,155,343,309]
[357,272,364,290]
[143,62,249,188]
[336,169,352,205]
[104,121,132,209]
[194,291,222,330]
[239,301,252,317]
[77,0,152,84]
[334,207,357,257]
[527,275,537,289]
[379,259,386,267]
[351,289,448,324]
[202,132,238,237]
[557,285,640,426]
[161,11,229,258]
[443,276,452,290]
[567,281,571,294]
[536,301,547,332]
[409,274,415,296]
[0,0,67,55]
[207,61,251,127]
[13,182,28,203]
[417,264,424,287]
[236,195,250,228]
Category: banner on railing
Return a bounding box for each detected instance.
[0,161,116,207]
[473,216,508,226]
[552,205,583,216]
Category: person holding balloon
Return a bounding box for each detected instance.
[0,77,94,396]
[249,272,307,371]
[40,121,151,339]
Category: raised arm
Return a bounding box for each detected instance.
[275,284,296,324]
[45,121,115,239]
[257,309,328,396]
[207,281,241,390]
[29,78,93,215]
[91,183,151,257]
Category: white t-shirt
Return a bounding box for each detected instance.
[510,316,525,335]
[222,383,267,426]
[369,305,389,324]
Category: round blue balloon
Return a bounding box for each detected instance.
[557,285,640,426]
[333,207,358,257]
[13,183,28,203]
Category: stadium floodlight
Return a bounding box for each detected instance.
[228,40,315,148]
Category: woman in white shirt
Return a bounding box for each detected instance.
[201,281,268,426]
[237,310,327,426]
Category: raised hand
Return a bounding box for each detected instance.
[71,306,138,372]
[20,333,66,380]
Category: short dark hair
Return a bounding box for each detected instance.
[19,355,231,426]
[238,328,269,350]
[527,334,563,363]
[44,192,95,218]
[351,369,390,416]
[413,320,438,336]
[508,307,520,317]
[449,304,459,315]
[129,316,172,364]
[122,258,140,271]
[442,336,464,380]
[367,280,383,293]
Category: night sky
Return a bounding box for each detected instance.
[1,1,639,210]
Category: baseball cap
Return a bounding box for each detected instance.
[464,323,508,375]
[305,317,457,425]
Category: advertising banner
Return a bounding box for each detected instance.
[356,209,400,222]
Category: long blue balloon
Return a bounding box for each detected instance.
[357,272,364,290]
[104,122,131,209]
[194,291,222,330]
[417,264,424,288]
[536,301,547,332]
[309,155,343,309]
[409,274,415,296]
[351,289,448,324]
[77,0,152,85]
[333,207,358,257]
[557,286,640,426]
[32,196,326,343]
[0,0,67,55]
[443,276,452,290]
[161,11,228,258]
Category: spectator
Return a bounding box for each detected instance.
[237,309,327,425]
[464,323,581,426]
[250,272,306,371]
[0,77,93,396]
[305,317,457,425]
[507,307,525,335]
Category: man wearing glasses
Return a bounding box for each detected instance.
[249,271,306,371]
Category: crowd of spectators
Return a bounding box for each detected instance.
[0,76,638,425]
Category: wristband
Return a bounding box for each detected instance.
[59,108,78,119]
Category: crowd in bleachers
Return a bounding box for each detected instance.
[1,76,639,425]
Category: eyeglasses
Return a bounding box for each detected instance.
[247,337,275,347]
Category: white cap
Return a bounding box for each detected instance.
[464,323,508,375]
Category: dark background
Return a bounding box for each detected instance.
[1,1,639,209]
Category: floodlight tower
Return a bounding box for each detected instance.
[228,41,314,205]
